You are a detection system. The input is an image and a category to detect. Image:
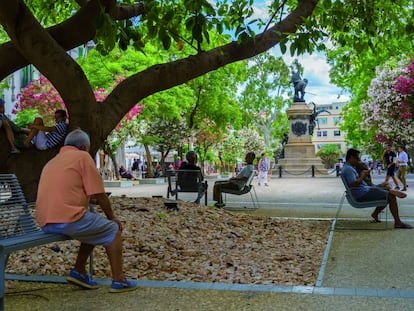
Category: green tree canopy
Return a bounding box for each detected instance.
[3,0,414,198]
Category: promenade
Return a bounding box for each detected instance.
[6,173,414,310]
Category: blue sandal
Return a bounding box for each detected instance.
[109,278,139,293]
[66,269,99,289]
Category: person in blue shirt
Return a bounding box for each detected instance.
[341,148,412,229]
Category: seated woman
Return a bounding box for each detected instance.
[119,165,136,180]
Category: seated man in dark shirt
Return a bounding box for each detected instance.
[175,151,207,204]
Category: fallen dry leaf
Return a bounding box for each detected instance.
[7,197,331,286]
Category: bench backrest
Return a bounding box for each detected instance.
[244,170,256,189]
[340,172,387,208]
[0,174,40,240]
[176,169,203,191]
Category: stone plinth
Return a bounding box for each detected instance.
[277,102,326,176]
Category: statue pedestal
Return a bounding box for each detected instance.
[277,102,326,176]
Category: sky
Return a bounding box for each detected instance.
[251,1,350,106]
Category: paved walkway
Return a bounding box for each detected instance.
[6,174,414,310]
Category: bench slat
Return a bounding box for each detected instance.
[0,232,68,254]
[0,174,73,310]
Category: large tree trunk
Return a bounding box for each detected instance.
[143,144,153,178]
[0,133,59,201]
[0,0,318,197]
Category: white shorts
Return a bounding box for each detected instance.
[33,131,48,150]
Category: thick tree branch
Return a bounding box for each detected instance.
[104,0,319,135]
[0,0,101,80]
[0,0,96,117]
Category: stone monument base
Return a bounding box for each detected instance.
[277,143,326,176]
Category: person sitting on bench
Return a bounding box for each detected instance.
[213,152,255,208]
[341,148,412,229]
[119,165,136,180]
[36,129,138,292]
[175,151,207,204]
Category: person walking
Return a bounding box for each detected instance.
[397,146,408,191]
[381,144,400,189]
[257,152,270,186]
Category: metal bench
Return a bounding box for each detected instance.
[166,169,208,205]
[222,170,260,209]
[335,173,389,229]
[0,174,70,310]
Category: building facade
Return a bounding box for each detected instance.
[311,102,348,156]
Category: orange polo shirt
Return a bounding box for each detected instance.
[36,146,105,227]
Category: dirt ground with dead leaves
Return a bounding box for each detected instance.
[7,197,331,286]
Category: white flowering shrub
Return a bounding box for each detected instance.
[361,59,414,147]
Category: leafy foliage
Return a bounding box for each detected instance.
[239,127,265,159]
[361,59,414,148]
[13,108,40,128]
[238,52,291,149]
[316,144,341,168]
[321,0,414,148]
[218,131,245,169]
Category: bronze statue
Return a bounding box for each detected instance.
[290,63,308,102]
[308,102,331,135]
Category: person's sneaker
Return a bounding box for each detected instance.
[214,202,226,208]
[10,147,20,154]
[66,269,99,289]
[395,186,400,190]
[109,278,139,293]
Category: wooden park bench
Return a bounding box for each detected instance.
[0,174,70,310]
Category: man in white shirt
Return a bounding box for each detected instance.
[397,146,409,191]
[213,152,255,208]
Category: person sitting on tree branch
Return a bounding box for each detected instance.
[24,109,68,150]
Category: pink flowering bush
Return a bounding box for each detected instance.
[14,76,67,125]
[115,104,144,131]
[361,59,414,147]
[15,76,144,129]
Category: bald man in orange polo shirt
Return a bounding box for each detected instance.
[36,129,138,292]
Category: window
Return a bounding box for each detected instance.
[317,131,322,137]
[334,130,341,136]
[333,117,341,124]
[318,118,328,125]
[322,131,328,137]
